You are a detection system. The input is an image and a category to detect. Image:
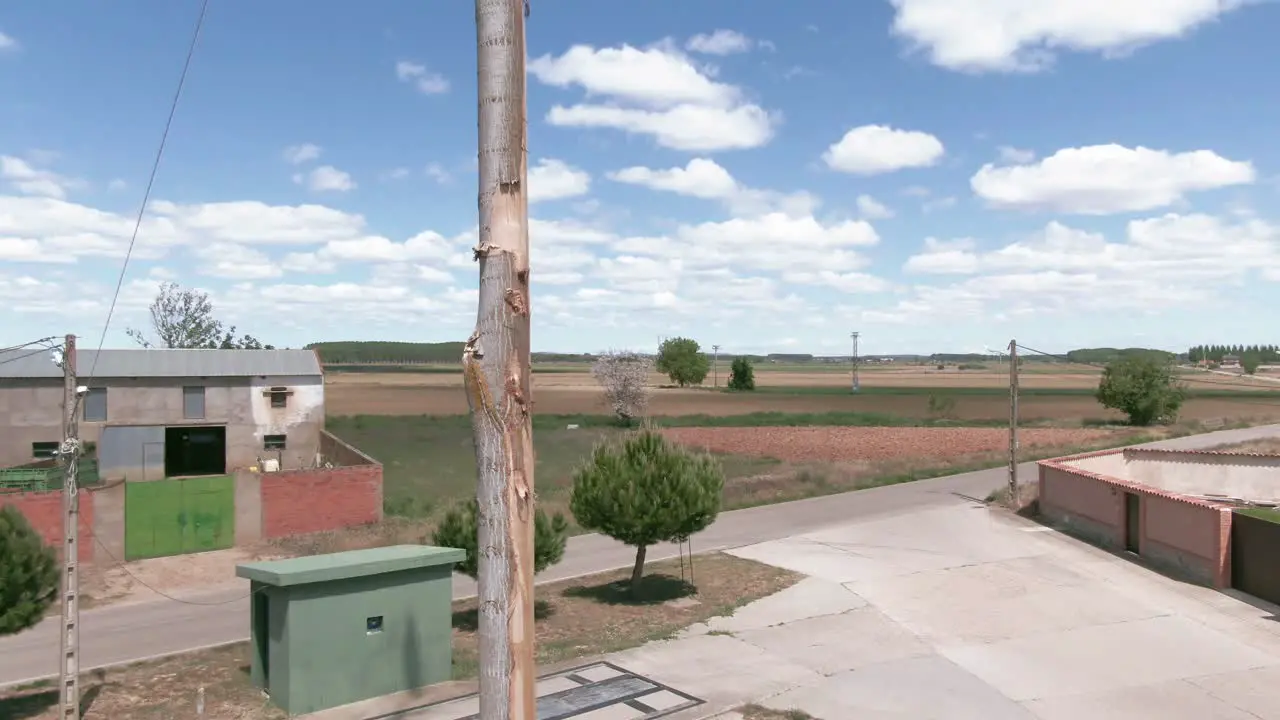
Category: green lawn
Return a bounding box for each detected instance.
[327,415,780,521]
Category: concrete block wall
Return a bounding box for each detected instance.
[0,489,95,562]
[1039,452,1232,588]
[259,464,383,539]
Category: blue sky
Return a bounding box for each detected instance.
[2,0,1279,356]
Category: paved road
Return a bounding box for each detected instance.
[1,423,1274,689]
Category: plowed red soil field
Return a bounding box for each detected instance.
[660,426,1121,463]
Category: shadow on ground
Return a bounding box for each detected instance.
[563,574,698,606]
[0,672,108,720]
[452,599,556,632]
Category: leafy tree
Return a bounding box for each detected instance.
[127,282,273,350]
[728,356,755,391]
[570,430,723,592]
[430,498,569,580]
[1242,352,1261,375]
[655,337,709,387]
[0,505,58,636]
[1096,356,1186,426]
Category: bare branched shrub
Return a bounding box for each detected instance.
[592,350,652,424]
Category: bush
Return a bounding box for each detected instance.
[1242,352,1261,375]
[728,357,755,391]
[1096,356,1186,426]
[0,505,58,636]
[570,430,723,592]
[926,394,957,419]
[957,363,988,371]
[656,337,710,387]
[430,498,569,580]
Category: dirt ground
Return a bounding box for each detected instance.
[660,427,1119,464]
[1,555,796,720]
[81,547,282,608]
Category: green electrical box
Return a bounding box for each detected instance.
[235,544,465,715]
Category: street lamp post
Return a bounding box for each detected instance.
[712,344,721,388]
[851,332,860,394]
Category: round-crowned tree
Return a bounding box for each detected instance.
[1096,356,1186,426]
[0,505,58,636]
[655,337,710,387]
[570,430,723,593]
[430,498,569,580]
[728,356,755,391]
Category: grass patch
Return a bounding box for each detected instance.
[739,705,822,720]
[1236,507,1280,524]
[0,555,797,719]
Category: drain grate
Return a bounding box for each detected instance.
[377,661,703,720]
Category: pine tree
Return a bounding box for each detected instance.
[0,505,58,636]
[570,430,723,593]
[430,498,569,580]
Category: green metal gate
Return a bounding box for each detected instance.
[125,475,236,560]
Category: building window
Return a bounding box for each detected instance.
[269,386,289,409]
[183,386,206,419]
[263,434,287,451]
[83,387,107,422]
[32,441,60,459]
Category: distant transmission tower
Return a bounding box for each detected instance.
[851,331,860,393]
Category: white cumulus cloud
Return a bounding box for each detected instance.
[293,165,356,193]
[856,194,895,220]
[686,30,754,55]
[282,143,322,165]
[970,144,1255,214]
[528,159,591,203]
[530,43,777,152]
[396,60,450,94]
[823,125,945,174]
[889,0,1249,73]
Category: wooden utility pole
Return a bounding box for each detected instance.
[1007,339,1019,508]
[59,334,81,720]
[712,345,720,388]
[466,1,536,718]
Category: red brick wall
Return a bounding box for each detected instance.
[1038,457,1231,588]
[0,490,95,562]
[260,464,383,539]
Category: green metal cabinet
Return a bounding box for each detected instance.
[235,544,464,716]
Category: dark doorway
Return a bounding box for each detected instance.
[1124,493,1141,554]
[253,592,271,689]
[164,426,227,477]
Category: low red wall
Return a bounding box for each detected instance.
[0,490,95,563]
[260,465,383,539]
[1038,454,1231,587]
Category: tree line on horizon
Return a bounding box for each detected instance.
[1188,345,1280,364]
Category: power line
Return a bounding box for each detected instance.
[0,344,61,367]
[85,0,210,383]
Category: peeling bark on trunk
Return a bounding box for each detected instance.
[468,1,535,718]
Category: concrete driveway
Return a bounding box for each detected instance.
[612,502,1280,719]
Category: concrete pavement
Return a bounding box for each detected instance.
[609,501,1280,719]
[1,422,1275,690]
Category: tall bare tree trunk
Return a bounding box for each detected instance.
[467,1,536,718]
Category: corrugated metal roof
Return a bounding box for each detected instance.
[0,348,323,379]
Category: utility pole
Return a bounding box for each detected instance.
[1007,339,1019,508]
[58,334,81,720]
[712,345,720,388]
[850,331,860,393]
[467,1,536,718]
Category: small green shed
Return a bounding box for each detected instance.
[235,544,464,715]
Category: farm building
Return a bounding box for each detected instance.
[1039,448,1280,608]
[0,347,325,478]
[0,347,383,563]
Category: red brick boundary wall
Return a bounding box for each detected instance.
[0,489,95,562]
[1039,450,1232,588]
[259,439,383,539]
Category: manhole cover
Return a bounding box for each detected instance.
[378,661,703,720]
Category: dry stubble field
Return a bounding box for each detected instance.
[325,367,1280,423]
